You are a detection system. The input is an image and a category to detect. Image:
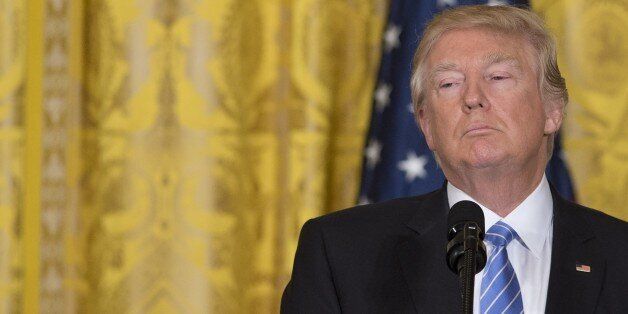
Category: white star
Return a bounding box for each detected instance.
[407,103,415,115]
[374,83,392,111]
[437,0,458,8]
[398,152,428,182]
[487,0,506,6]
[358,195,371,205]
[365,139,383,169]
[383,24,402,52]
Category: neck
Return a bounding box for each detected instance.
[445,161,546,217]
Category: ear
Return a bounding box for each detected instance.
[544,100,564,135]
[417,106,436,150]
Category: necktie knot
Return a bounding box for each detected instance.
[485,221,518,247]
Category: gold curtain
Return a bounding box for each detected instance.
[4,0,387,312]
[532,0,628,222]
[3,1,627,313]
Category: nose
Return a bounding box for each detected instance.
[462,80,489,113]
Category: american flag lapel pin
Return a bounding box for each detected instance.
[576,262,591,273]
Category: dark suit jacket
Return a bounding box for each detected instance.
[281,186,628,313]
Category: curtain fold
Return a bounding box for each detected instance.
[0,0,26,312]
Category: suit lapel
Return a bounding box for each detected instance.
[396,187,461,313]
[545,188,605,313]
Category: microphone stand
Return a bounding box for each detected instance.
[458,223,479,314]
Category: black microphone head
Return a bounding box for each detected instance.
[447,200,485,240]
[446,200,487,275]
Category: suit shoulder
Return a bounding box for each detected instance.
[564,200,628,238]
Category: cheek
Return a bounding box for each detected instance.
[432,108,461,144]
[505,102,546,142]
[425,97,461,140]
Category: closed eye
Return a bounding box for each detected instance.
[491,75,509,81]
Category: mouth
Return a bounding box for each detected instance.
[463,124,496,136]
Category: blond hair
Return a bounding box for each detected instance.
[410,5,567,157]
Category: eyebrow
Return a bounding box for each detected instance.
[483,52,522,69]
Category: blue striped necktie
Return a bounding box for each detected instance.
[480,221,524,314]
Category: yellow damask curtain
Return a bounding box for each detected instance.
[3,0,387,313]
[2,1,627,313]
[532,0,628,221]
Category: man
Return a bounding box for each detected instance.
[281,5,628,313]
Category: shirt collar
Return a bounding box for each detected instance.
[447,175,553,259]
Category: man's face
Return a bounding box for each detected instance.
[418,28,562,174]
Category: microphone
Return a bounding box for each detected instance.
[446,200,487,314]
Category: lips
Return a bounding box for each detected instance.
[463,123,495,136]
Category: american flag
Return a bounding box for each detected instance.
[575,263,591,273]
[358,0,575,204]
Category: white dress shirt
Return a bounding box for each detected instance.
[447,175,554,314]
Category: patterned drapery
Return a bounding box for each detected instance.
[1,0,626,313]
[2,0,387,313]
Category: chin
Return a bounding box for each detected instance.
[465,148,508,169]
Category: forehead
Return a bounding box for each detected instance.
[427,28,536,71]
